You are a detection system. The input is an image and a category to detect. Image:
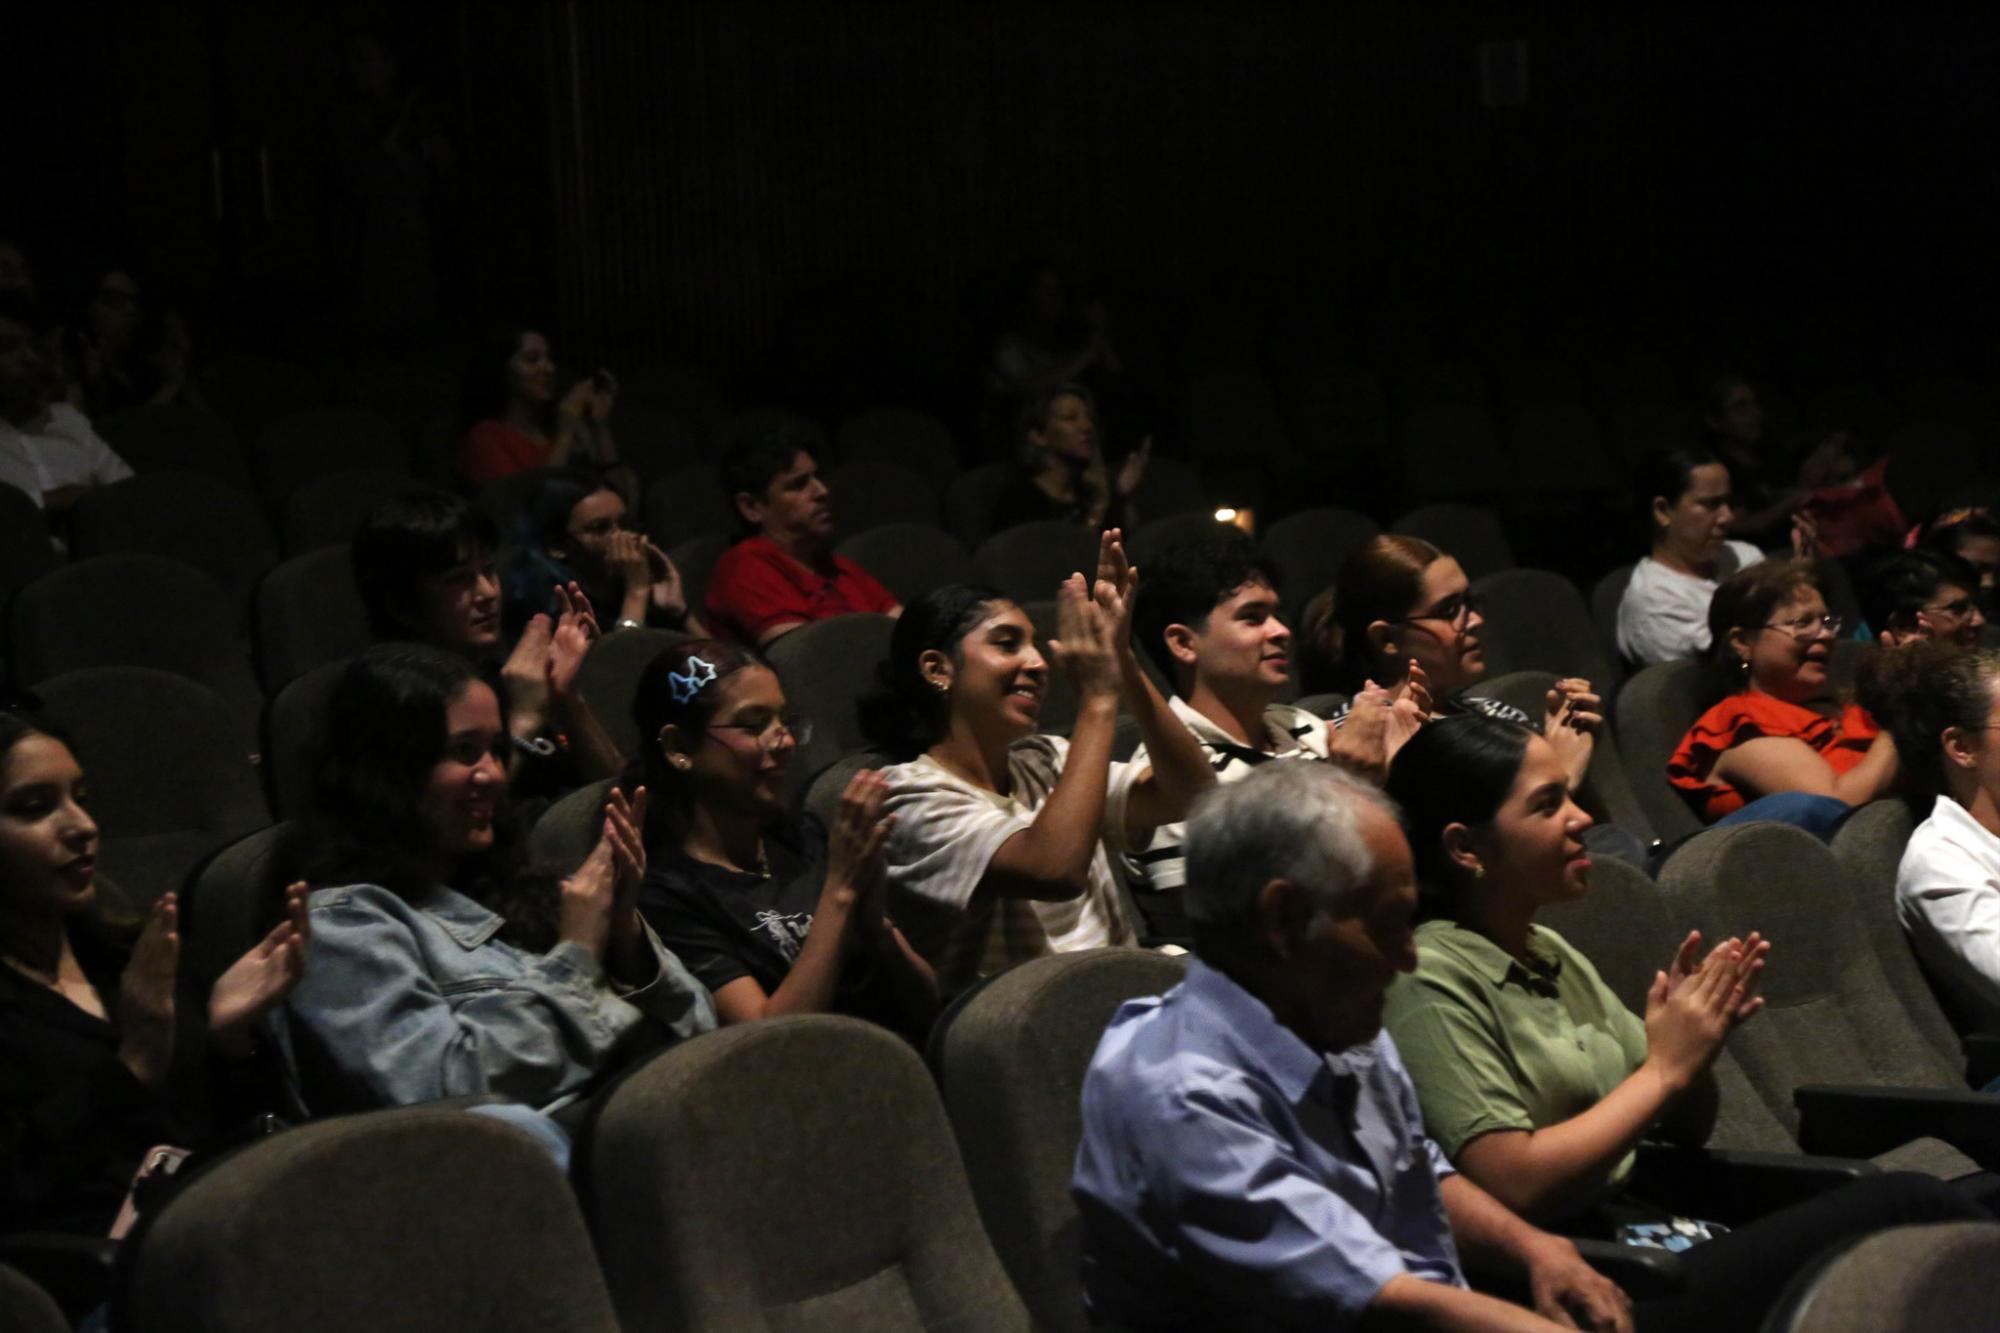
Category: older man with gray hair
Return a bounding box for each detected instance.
[1071,761,1634,1332]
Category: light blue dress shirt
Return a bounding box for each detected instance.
[1072,957,1464,1331]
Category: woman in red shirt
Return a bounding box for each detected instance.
[458,325,624,489]
[1668,558,1898,830]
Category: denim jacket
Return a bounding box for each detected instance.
[283,882,717,1113]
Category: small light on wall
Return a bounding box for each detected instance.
[1213,508,1237,523]
[1215,506,1256,535]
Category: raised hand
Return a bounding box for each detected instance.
[209,881,312,1054]
[1543,677,1601,791]
[1393,660,1433,716]
[601,785,652,976]
[558,833,618,960]
[1114,436,1153,500]
[118,894,180,1088]
[1091,528,1140,652]
[825,769,895,923]
[1643,938,1762,1090]
[1047,572,1121,701]
[548,583,601,702]
[645,542,689,618]
[606,529,653,594]
[502,613,555,730]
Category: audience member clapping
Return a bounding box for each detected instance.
[458,324,628,490]
[1334,534,1601,792]
[0,708,309,1234]
[1382,713,1984,1328]
[1122,528,1422,895]
[858,534,1213,993]
[0,292,133,514]
[1617,445,1764,667]
[281,645,713,1116]
[1667,559,1897,832]
[992,382,1149,533]
[632,640,937,1039]
[502,468,705,640]
[354,487,626,793]
[703,423,900,647]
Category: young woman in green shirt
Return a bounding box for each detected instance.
[1380,714,1985,1331]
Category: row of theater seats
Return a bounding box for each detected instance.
[7,920,1996,1332]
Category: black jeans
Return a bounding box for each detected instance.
[1631,1171,1989,1333]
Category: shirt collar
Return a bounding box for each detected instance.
[1420,919,1564,990]
[1932,793,2000,852]
[1168,694,1317,760]
[1179,956,1379,1103]
[415,883,506,949]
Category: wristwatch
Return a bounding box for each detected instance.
[615,617,644,631]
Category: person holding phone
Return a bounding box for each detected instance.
[458,324,629,494]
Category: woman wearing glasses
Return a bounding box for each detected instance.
[634,641,938,1037]
[1861,549,1988,649]
[1332,534,1602,793]
[1668,559,1898,830]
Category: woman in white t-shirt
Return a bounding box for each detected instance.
[858,531,1213,994]
[1616,445,1764,667]
[1880,642,2000,1032]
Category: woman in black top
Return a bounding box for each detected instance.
[0,709,309,1234]
[992,382,1150,534]
[633,640,938,1039]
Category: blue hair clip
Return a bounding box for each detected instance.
[669,655,718,705]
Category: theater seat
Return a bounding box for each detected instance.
[1614,659,1716,843]
[254,547,371,695]
[1390,503,1516,581]
[127,1109,621,1333]
[1471,568,1621,692]
[930,949,1187,1332]
[835,407,959,493]
[826,458,941,535]
[974,521,1102,606]
[527,777,616,876]
[0,1265,68,1333]
[574,626,694,761]
[836,523,974,605]
[765,612,896,796]
[1260,506,1380,621]
[585,1016,1032,1332]
[35,667,269,910]
[1762,1222,2000,1333]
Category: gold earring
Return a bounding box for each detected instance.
[931,678,949,695]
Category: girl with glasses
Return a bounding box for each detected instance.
[502,468,706,641]
[634,641,938,1038]
[1668,559,1897,832]
[1331,534,1603,795]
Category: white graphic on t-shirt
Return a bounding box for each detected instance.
[754,909,813,961]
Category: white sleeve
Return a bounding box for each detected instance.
[1899,834,2000,1004]
[881,766,1031,913]
[1617,567,1711,666]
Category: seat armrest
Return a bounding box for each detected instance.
[1629,1144,1876,1224]
[1794,1083,2000,1167]
[0,1231,120,1321]
[1568,1239,1688,1300]
[1962,1032,2000,1090]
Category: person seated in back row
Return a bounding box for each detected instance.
[1616,445,1764,667]
[502,468,706,641]
[353,487,625,803]
[0,292,132,515]
[703,423,901,648]
[1122,527,1425,898]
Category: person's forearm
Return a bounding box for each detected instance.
[620,583,652,624]
[747,890,863,1020]
[1652,1064,1718,1146]
[550,414,583,466]
[1438,1174,1572,1283]
[556,691,626,781]
[1361,1273,1567,1333]
[1121,656,1215,830]
[1834,732,1898,805]
[982,694,1117,899]
[1456,1060,1682,1223]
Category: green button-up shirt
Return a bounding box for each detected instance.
[1383,919,1649,1192]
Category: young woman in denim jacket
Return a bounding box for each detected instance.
[282,644,714,1116]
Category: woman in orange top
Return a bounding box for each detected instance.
[1668,558,1897,831]
[458,325,627,491]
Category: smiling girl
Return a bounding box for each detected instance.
[859,533,1212,993]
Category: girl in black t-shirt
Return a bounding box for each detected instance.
[632,641,938,1038]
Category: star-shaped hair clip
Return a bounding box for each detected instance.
[669,655,718,705]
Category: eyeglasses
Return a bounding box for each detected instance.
[1391,591,1482,629]
[1761,612,1843,640]
[707,712,813,753]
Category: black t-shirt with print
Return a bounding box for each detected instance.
[639,817,916,1038]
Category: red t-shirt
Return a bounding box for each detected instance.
[704,534,899,644]
[1667,691,1879,822]
[460,419,551,487]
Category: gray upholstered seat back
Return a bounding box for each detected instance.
[1770,1222,2000,1333]
[1659,823,1963,1133]
[588,1015,1032,1333]
[1827,798,1962,1068]
[1614,658,1718,842]
[0,1264,68,1333]
[129,1109,620,1333]
[934,949,1188,1333]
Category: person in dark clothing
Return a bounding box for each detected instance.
[633,640,937,1040]
[0,708,309,1234]
[992,382,1150,534]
